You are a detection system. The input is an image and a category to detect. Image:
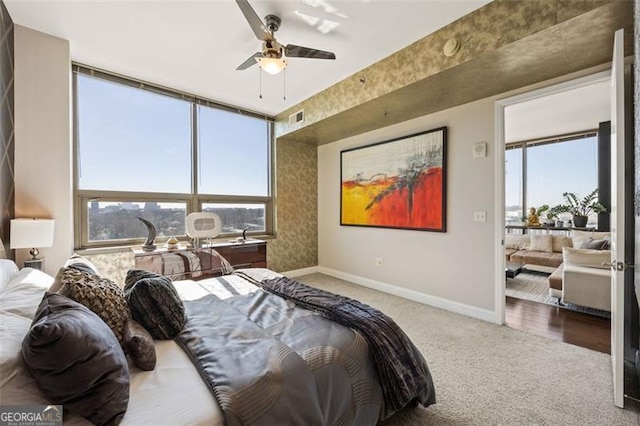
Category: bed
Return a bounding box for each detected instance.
[0,258,434,425]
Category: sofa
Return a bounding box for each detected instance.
[548,247,611,311]
[505,233,572,271]
[505,230,612,311]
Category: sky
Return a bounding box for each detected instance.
[505,136,599,215]
[77,74,270,196]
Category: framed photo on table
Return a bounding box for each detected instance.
[340,126,447,232]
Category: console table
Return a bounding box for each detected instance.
[505,225,595,235]
[132,239,267,280]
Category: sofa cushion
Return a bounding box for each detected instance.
[552,235,573,253]
[510,250,564,268]
[529,234,552,252]
[505,248,518,261]
[563,247,611,269]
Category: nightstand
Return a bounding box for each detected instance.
[24,258,44,270]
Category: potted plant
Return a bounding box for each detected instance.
[550,189,606,228]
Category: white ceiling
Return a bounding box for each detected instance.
[505,80,611,144]
[5,0,490,116]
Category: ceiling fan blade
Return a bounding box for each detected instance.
[236,52,262,70]
[235,0,272,41]
[284,44,336,60]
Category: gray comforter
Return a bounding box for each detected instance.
[176,274,383,425]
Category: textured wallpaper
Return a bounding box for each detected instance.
[267,139,318,272]
[0,2,13,258]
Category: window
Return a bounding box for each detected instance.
[74,66,274,248]
[505,133,599,227]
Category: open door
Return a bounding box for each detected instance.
[609,28,626,408]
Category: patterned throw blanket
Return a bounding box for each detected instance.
[255,275,436,419]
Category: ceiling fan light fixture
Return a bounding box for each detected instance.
[256,57,287,75]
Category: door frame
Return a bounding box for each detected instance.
[493,71,612,325]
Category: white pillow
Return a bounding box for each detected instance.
[505,234,530,250]
[572,230,610,249]
[529,234,552,252]
[0,268,54,319]
[0,260,19,294]
[562,247,611,269]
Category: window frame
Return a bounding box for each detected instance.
[73,64,275,249]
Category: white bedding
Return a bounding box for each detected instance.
[0,266,283,425]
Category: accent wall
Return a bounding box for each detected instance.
[0,1,13,257]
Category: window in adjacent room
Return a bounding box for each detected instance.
[504,132,599,228]
[74,65,274,248]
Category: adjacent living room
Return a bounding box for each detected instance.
[502,76,612,354]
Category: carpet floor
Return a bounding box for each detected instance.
[295,272,637,425]
[506,270,611,318]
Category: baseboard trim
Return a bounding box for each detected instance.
[281,266,320,278]
[317,267,496,323]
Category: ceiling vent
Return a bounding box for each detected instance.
[289,110,304,125]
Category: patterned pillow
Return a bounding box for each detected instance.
[57,267,130,346]
[124,269,186,340]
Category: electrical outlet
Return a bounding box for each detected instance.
[474,211,487,222]
[375,258,383,268]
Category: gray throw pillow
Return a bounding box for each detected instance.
[124,319,156,371]
[124,269,186,340]
[22,293,130,426]
[580,238,609,250]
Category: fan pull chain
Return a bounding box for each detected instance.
[283,68,286,100]
[259,67,263,99]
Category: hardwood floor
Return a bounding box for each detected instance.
[505,296,611,354]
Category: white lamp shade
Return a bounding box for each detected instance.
[10,218,55,249]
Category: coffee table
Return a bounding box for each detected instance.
[506,261,523,278]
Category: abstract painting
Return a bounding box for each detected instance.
[340,127,447,232]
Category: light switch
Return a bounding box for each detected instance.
[474,211,487,222]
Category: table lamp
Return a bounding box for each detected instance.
[10,218,55,269]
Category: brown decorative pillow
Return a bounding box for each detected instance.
[124,319,156,371]
[22,293,129,426]
[57,267,130,346]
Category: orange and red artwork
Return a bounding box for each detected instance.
[341,127,446,232]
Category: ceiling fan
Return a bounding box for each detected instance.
[235,0,336,75]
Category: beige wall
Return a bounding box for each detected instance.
[318,98,496,315]
[14,25,72,275]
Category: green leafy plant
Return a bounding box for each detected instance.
[535,204,549,217]
[551,189,607,217]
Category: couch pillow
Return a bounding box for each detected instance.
[124,269,185,340]
[551,235,573,253]
[505,234,530,250]
[124,319,156,371]
[571,230,610,250]
[562,247,611,269]
[528,234,552,252]
[580,238,609,250]
[49,254,101,293]
[22,293,129,426]
[56,267,130,346]
[0,259,19,293]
